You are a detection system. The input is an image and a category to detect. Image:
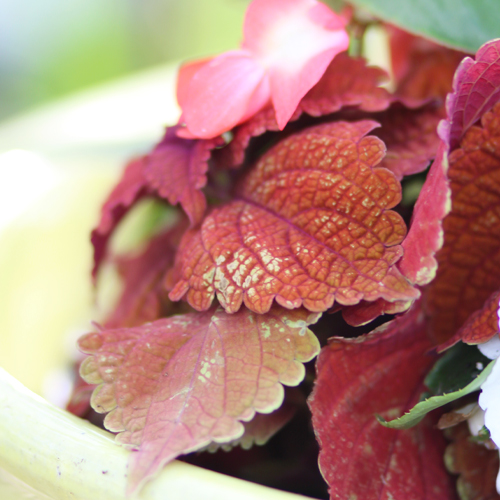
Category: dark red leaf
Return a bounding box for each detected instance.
[447,40,500,150]
[79,306,320,493]
[375,103,442,180]
[91,157,150,278]
[145,127,224,225]
[445,423,500,500]
[170,120,418,314]
[388,26,467,102]
[105,226,187,329]
[308,303,456,500]
[426,103,500,343]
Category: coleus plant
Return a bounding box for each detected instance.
[69,0,500,498]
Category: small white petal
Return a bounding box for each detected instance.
[479,358,500,447]
[497,454,500,495]
[467,405,485,436]
[478,335,500,359]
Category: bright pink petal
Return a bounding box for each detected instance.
[176,57,211,109]
[243,0,349,129]
[180,50,269,139]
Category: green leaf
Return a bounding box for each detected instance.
[425,342,491,396]
[377,359,495,430]
[350,0,500,53]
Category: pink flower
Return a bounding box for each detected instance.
[176,0,350,139]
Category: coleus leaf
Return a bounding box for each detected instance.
[375,102,442,180]
[91,127,222,277]
[104,226,185,329]
[401,40,500,289]
[308,302,456,499]
[379,361,494,430]
[204,400,296,452]
[350,0,500,53]
[215,54,393,169]
[446,40,500,150]
[144,127,224,225]
[170,120,419,314]
[388,26,467,101]
[440,290,500,350]
[445,423,500,500]
[78,305,320,493]
[426,102,500,343]
[91,156,150,278]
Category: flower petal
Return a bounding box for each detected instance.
[243,0,349,129]
[479,358,500,447]
[180,51,269,139]
[176,57,211,109]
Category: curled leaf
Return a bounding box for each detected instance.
[91,157,150,278]
[170,120,418,314]
[426,102,500,343]
[79,306,320,493]
[145,127,224,226]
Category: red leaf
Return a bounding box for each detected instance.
[215,54,393,169]
[91,128,222,277]
[91,157,150,278]
[440,289,500,351]
[170,120,418,314]
[399,140,450,286]
[78,306,320,493]
[426,102,500,343]
[388,26,466,102]
[375,103,442,180]
[105,226,186,329]
[400,42,500,288]
[145,127,224,226]
[447,40,500,150]
[341,298,413,326]
[299,53,392,116]
[308,303,456,500]
[445,423,500,500]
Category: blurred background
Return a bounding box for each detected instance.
[0,0,251,401]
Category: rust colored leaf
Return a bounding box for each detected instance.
[91,156,150,277]
[105,227,185,329]
[215,54,392,169]
[426,103,500,343]
[170,120,418,315]
[145,127,223,225]
[440,289,500,351]
[79,306,320,493]
[308,303,456,500]
[445,423,500,500]
[375,103,442,180]
[447,40,500,150]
